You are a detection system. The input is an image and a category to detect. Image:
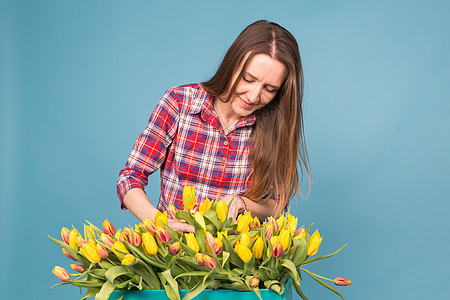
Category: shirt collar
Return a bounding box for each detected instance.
[188,84,257,128]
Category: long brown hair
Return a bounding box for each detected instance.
[202,20,311,215]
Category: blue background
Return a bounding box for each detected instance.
[1,0,449,299]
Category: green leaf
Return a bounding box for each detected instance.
[204,210,221,230]
[301,268,345,300]
[159,270,181,300]
[290,238,307,266]
[81,287,100,300]
[175,211,194,226]
[182,277,214,300]
[94,281,115,300]
[127,243,166,269]
[222,251,230,269]
[263,280,284,295]
[280,259,300,286]
[133,263,160,289]
[222,237,244,269]
[193,220,206,253]
[302,243,348,266]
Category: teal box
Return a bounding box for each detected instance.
[110,278,292,300]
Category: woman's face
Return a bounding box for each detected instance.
[224,53,287,120]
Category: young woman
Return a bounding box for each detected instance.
[116,20,310,232]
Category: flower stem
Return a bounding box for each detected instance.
[299,268,333,282]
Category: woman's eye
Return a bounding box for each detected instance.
[243,77,253,83]
[265,87,276,93]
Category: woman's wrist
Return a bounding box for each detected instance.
[236,195,248,214]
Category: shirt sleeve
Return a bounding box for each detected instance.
[116,88,179,209]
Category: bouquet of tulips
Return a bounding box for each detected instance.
[49,186,351,300]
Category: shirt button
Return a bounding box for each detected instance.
[221,157,227,163]
[224,140,228,145]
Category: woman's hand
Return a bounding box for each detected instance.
[168,219,194,233]
[220,194,246,223]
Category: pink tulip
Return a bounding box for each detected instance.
[335,276,352,286]
[62,249,77,261]
[100,233,115,247]
[61,227,70,245]
[102,219,115,236]
[70,264,86,273]
[52,266,70,282]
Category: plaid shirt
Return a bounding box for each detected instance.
[117,83,256,212]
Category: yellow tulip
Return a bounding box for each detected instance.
[121,254,135,266]
[235,243,252,263]
[69,228,79,251]
[84,224,96,240]
[142,232,158,255]
[239,230,251,247]
[183,185,196,210]
[286,215,298,232]
[279,228,290,251]
[194,211,206,231]
[307,230,322,256]
[80,242,101,263]
[237,211,252,233]
[143,218,156,234]
[154,210,168,226]
[112,241,129,259]
[185,232,199,252]
[276,214,285,230]
[199,198,212,215]
[294,228,306,240]
[252,236,264,259]
[216,200,228,223]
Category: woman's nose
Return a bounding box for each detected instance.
[247,85,262,103]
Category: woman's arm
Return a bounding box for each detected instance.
[123,188,194,232]
[222,194,277,222]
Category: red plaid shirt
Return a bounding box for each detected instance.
[117,83,256,212]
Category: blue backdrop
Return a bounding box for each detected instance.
[1,1,449,299]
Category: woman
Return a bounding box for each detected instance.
[116,20,310,232]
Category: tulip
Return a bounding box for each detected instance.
[84,224,96,240]
[267,217,279,234]
[142,232,158,255]
[100,233,115,247]
[239,230,251,247]
[252,236,264,259]
[97,243,109,259]
[279,229,290,251]
[132,231,142,247]
[286,215,298,232]
[237,211,252,233]
[143,219,157,234]
[276,214,285,230]
[307,230,322,256]
[81,242,101,263]
[190,203,200,214]
[155,227,171,243]
[70,264,86,273]
[195,253,205,267]
[185,232,200,252]
[112,241,129,259]
[169,241,180,255]
[62,249,77,261]
[168,204,178,219]
[235,243,252,263]
[252,217,261,228]
[102,219,115,236]
[61,227,70,245]
[121,254,135,266]
[119,231,131,243]
[194,211,206,231]
[154,211,168,226]
[249,277,260,288]
[123,227,132,235]
[199,198,212,215]
[272,240,283,258]
[265,224,274,241]
[76,236,88,248]
[52,266,70,282]
[183,185,196,210]
[216,200,228,223]
[205,232,223,255]
[334,276,352,286]
[69,228,79,251]
[203,255,217,270]
[294,227,306,239]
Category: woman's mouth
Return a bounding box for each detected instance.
[239,96,254,110]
